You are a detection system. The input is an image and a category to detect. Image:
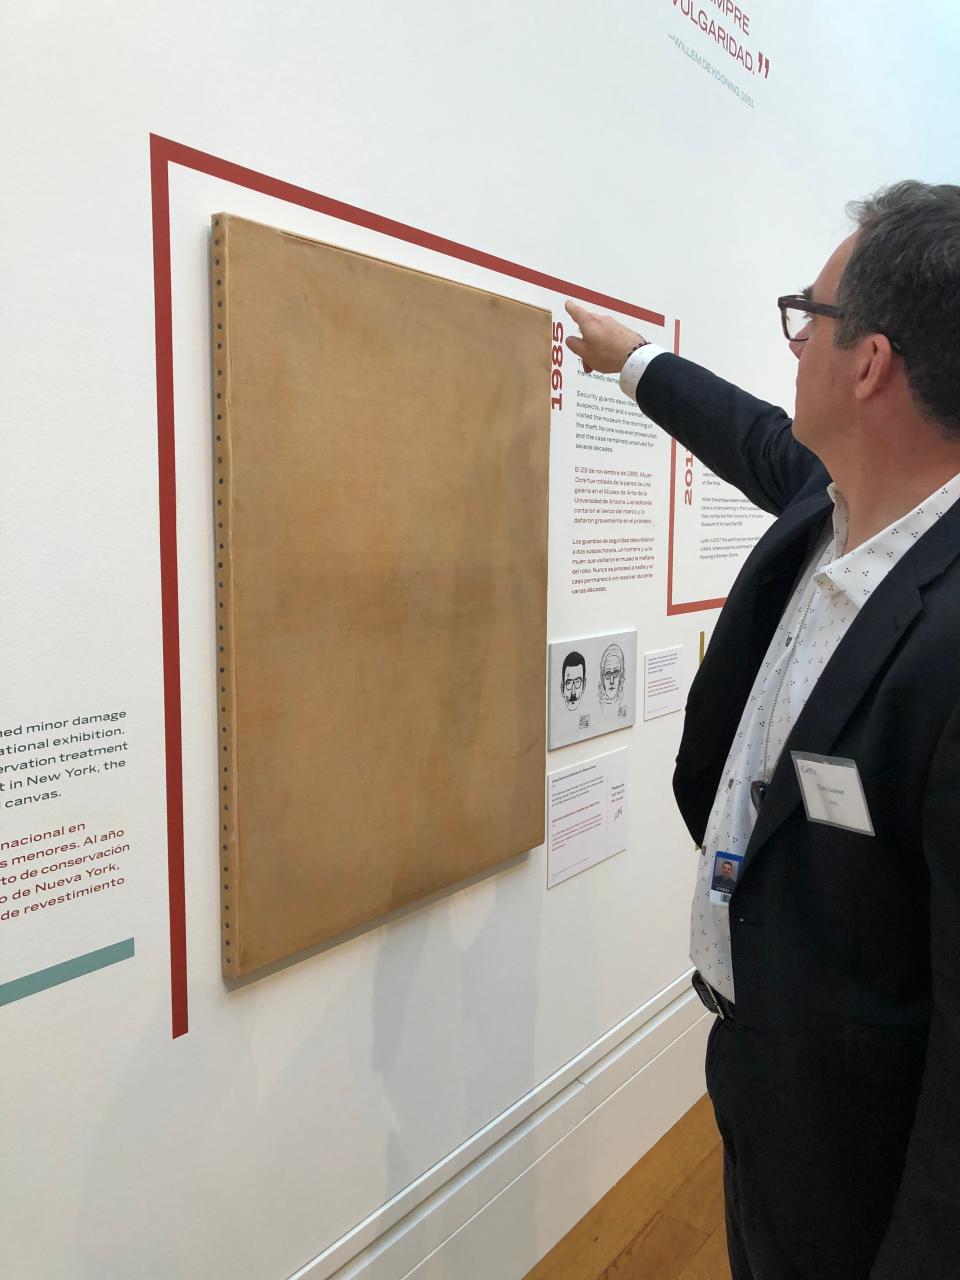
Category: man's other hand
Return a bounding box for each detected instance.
[564,301,645,375]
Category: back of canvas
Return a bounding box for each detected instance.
[213,214,550,975]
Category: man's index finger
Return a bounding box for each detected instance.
[564,299,589,327]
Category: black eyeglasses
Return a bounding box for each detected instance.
[777,294,903,354]
[777,294,844,343]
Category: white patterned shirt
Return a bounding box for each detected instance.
[690,472,960,1000]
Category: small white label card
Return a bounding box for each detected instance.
[643,645,684,721]
[546,748,628,888]
[790,751,875,835]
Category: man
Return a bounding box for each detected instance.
[566,181,960,1279]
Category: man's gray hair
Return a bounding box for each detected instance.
[836,180,960,439]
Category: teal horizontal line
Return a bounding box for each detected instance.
[0,938,135,1007]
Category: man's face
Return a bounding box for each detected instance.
[790,232,860,454]
[602,660,622,697]
[721,861,734,878]
[563,663,585,708]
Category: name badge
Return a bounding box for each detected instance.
[708,850,743,905]
[790,751,874,836]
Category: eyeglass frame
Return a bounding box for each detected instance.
[777,293,903,355]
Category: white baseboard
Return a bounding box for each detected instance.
[398,1011,711,1280]
[291,975,711,1280]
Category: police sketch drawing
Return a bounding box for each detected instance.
[597,642,626,713]
[561,650,587,710]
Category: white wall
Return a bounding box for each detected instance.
[2,4,959,1278]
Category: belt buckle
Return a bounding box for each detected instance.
[692,970,725,1021]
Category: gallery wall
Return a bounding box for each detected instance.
[2,3,960,1278]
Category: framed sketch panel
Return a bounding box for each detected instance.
[547,630,638,750]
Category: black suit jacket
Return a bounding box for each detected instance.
[636,354,960,1279]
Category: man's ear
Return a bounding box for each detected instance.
[853,334,896,402]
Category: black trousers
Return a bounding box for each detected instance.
[707,1017,808,1279]
[704,1015,913,1280]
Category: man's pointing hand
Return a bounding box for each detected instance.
[564,300,646,375]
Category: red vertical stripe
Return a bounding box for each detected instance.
[665,318,726,615]
[667,436,678,615]
[666,321,682,614]
[150,136,188,1038]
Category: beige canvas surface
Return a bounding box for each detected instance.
[212,214,551,976]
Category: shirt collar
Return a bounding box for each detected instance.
[817,473,960,610]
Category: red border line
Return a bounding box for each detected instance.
[150,137,188,1037]
[149,133,669,1037]
[667,433,678,614]
[666,317,727,616]
[151,134,666,328]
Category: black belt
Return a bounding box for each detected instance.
[692,970,735,1021]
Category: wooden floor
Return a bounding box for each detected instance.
[523,1095,729,1280]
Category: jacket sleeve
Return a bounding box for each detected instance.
[634,353,822,516]
[870,697,960,1277]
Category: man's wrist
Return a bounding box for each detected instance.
[619,343,667,400]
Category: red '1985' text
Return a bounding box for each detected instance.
[551,321,564,411]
